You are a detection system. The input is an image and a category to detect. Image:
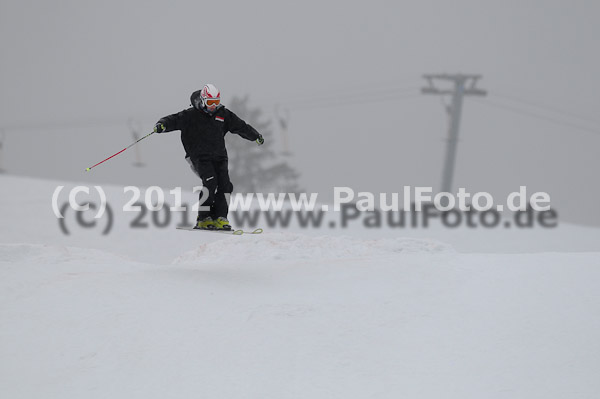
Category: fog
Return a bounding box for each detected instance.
[1,0,599,225]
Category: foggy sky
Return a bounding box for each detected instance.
[1,0,599,225]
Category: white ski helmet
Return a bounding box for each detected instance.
[199,83,221,112]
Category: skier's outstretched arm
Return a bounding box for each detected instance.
[154,110,187,133]
[225,109,264,145]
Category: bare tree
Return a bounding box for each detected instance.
[226,96,302,193]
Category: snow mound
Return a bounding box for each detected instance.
[0,243,128,264]
[172,233,454,264]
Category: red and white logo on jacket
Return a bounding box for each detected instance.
[215,116,224,122]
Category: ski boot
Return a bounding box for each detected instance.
[196,216,216,230]
[214,217,232,231]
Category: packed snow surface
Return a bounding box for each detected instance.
[1,175,599,398]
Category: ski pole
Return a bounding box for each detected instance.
[85,131,154,172]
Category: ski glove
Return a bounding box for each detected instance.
[153,123,166,133]
[256,134,264,146]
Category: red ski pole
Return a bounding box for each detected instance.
[85,131,154,172]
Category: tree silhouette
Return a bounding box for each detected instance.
[226,96,302,194]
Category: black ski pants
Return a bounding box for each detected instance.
[187,157,233,221]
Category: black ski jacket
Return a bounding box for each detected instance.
[157,91,261,160]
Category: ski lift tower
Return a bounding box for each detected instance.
[128,119,146,167]
[422,74,486,193]
[0,129,6,173]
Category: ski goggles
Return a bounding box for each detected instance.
[205,98,220,106]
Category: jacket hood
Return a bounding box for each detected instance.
[190,90,202,110]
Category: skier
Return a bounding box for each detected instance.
[153,84,264,230]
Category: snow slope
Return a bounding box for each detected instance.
[1,175,600,398]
